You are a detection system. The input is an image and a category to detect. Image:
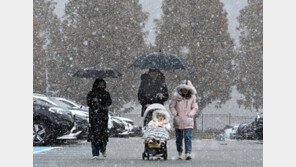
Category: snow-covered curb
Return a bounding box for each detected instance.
[33,147,59,154]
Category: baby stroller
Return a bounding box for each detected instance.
[142,103,170,160]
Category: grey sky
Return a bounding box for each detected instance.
[139,0,163,45]
[220,0,248,47]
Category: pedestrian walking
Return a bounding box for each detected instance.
[137,69,169,126]
[169,80,198,160]
[86,78,112,160]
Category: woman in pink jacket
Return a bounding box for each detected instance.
[169,80,198,160]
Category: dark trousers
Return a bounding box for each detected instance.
[91,142,107,156]
[175,128,193,154]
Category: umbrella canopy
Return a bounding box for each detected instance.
[129,52,190,70]
[73,66,122,79]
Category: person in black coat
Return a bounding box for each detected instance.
[138,69,169,126]
[87,78,112,159]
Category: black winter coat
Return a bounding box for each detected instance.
[138,73,169,117]
[86,81,112,145]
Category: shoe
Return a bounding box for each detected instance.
[178,152,182,159]
[91,156,99,160]
[185,153,192,160]
[102,152,107,157]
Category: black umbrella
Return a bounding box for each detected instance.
[73,66,122,78]
[129,52,190,70]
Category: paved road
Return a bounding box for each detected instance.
[33,138,263,167]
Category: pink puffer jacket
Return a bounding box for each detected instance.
[169,80,198,129]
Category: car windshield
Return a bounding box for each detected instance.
[34,98,54,106]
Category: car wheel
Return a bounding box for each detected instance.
[33,121,49,145]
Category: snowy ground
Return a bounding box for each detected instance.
[33,147,59,154]
[33,138,262,167]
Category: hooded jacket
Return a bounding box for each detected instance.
[86,79,112,145]
[169,80,198,129]
[148,109,171,131]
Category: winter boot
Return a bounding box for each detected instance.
[178,152,183,159]
[91,156,99,160]
[185,153,192,160]
[102,152,107,157]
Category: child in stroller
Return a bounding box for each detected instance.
[142,103,171,160]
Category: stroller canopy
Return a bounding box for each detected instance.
[143,103,170,124]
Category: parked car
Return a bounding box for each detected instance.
[34,94,142,138]
[34,94,89,137]
[130,125,143,137]
[54,97,131,137]
[109,112,142,137]
[217,113,263,140]
[252,112,263,140]
[236,122,257,140]
[33,101,81,145]
[34,94,89,119]
[55,97,89,111]
[108,116,128,137]
[236,112,263,140]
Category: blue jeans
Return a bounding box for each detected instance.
[91,142,107,156]
[175,129,193,153]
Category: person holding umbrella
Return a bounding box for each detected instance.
[138,69,169,126]
[73,66,121,159]
[86,78,112,160]
[130,51,190,125]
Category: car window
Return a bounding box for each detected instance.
[35,98,54,106]
[59,100,77,108]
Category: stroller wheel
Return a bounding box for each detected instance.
[163,151,168,160]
